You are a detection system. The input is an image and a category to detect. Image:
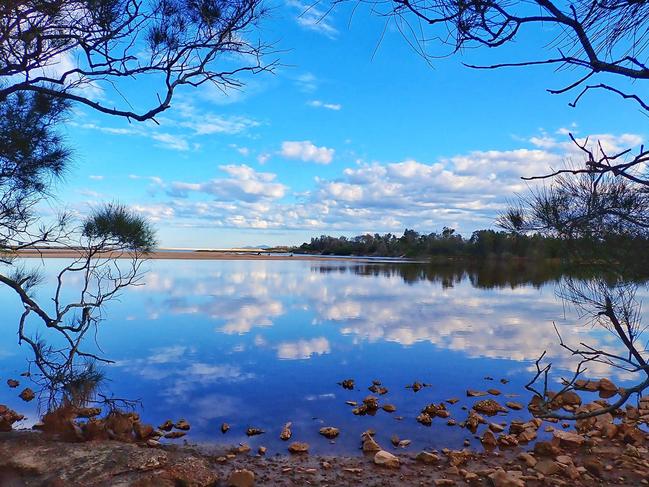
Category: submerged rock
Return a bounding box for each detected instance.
[158,420,174,431]
[19,388,35,402]
[246,427,264,437]
[280,422,292,441]
[163,431,186,439]
[339,379,354,390]
[287,442,309,454]
[221,423,230,434]
[319,427,339,439]
[174,419,190,431]
[382,404,396,413]
[6,379,19,388]
[416,451,440,464]
[472,399,507,415]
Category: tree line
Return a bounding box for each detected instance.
[294,227,649,263]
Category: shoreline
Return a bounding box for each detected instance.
[0,428,647,486]
[11,249,421,263]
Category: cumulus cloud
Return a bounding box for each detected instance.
[121,130,643,235]
[169,164,286,202]
[281,140,335,164]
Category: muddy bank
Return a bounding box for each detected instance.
[0,428,648,487]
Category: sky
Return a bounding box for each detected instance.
[51,1,648,248]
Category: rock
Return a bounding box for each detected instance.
[534,441,560,457]
[280,422,292,440]
[407,381,424,392]
[583,458,604,478]
[517,452,537,467]
[174,419,190,431]
[496,434,519,448]
[416,451,440,464]
[447,450,471,467]
[433,480,456,486]
[489,422,505,433]
[227,469,255,487]
[158,420,173,431]
[561,391,582,407]
[146,439,160,447]
[374,450,400,468]
[505,401,523,410]
[163,431,186,439]
[363,395,379,410]
[340,379,354,390]
[598,378,618,398]
[472,399,507,415]
[382,404,396,413]
[133,422,155,441]
[535,459,560,476]
[467,389,488,397]
[288,442,309,454]
[465,410,486,433]
[18,388,35,402]
[75,407,101,418]
[258,446,267,455]
[6,379,19,388]
[489,468,525,487]
[397,439,411,448]
[574,379,599,392]
[236,443,251,454]
[553,429,585,448]
[517,428,537,443]
[361,431,381,452]
[488,388,501,396]
[246,427,264,436]
[221,423,230,434]
[368,384,388,395]
[0,405,23,432]
[481,430,497,449]
[319,427,339,439]
[417,412,432,426]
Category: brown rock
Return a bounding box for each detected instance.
[489,423,505,433]
[598,378,618,398]
[535,459,560,476]
[363,395,379,410]
[416,451,440,464]
[163,431,186,439]
[227,469,255,487]
[133,422,155,441]
[340,379,354,390]
[246,427,264,436]
[466,389,488,397]
[374,450,400,468]
[174,419,190,431]
[382,404,396,413]
[505,401,523,410]
[553,429,585,448]
[319,427,339,439]
[280,422,292,440]
[489,468,525,487]
[517,452,537,467]
[488,388,501,396]
[6,379,19,388]
[361,431,381,452]
[158,420,173,431]
[288,442,309,454]
[481,430,497,449]
[18,388,35,402]
[416,412,432,426]
[472,399,507,416]
[534,441,560,457]
[221,423,230,434]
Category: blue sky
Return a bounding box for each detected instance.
[52,1,647,248]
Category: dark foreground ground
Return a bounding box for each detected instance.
[0,429,648,487]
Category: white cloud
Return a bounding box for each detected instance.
[277,337,331,360]
[169,164,286,202]
[281,140,335,164]
[89,175,104,180]
[287,0,338,38]
[308,100,342,111]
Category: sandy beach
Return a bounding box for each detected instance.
[11,248,414,263]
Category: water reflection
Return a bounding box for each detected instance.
[0,259,647,454]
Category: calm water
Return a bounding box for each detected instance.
[0,259,647,454]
